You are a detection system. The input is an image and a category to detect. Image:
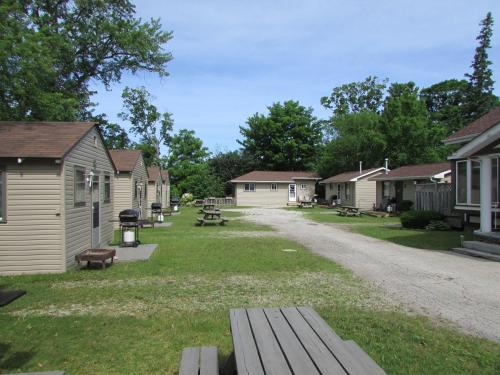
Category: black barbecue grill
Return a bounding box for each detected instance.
[151,202,162,213]
[119,209,140,247]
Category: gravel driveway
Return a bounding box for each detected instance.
[238,207,500,342]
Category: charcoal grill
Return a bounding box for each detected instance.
[170,196,180,212]
[119,209,140,247]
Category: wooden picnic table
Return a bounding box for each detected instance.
[198,204,219,213]
[229,306,385,375]
[337,205,361,217]
[196,209,227,226]
[298,200,314,208]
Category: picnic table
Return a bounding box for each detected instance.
[198,204,219,213]
[298,200,314,208]
[337,205,361,217]
[196,209,228,226]
[228,306,385,375]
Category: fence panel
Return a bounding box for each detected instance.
[415,183,452,215]
[204,197,236,206]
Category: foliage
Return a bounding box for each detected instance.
[316,111,386,177]
[425,220,451,231]
[134,141,157,167]
[179,193,194,206]
[93,114,131,149]
[380,82,447,168]
[465,12,498,120]
[238,100,322,171]
[0,0,172,120]
[320,76,388,118]
[398,200,414,212]
[400,210,443,229]
[119,86,173,165]
[208,150,256,195]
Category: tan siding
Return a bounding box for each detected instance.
[295,179,316,202]
[131,155,148,218]
[236,183,289,206]
[354,179,377,210]
[64,128,115,268]
[146,175,162,215]
[0,161,64,275]
[113,174,132,229]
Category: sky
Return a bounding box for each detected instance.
[91,0,500,152]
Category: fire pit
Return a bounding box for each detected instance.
[75,248,116,269]
[119,209,140,247]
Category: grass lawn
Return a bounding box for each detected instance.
[296,207,468,250]
[0,208,499,374]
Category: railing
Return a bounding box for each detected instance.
[204,197,236,206]
[415,183,452,215]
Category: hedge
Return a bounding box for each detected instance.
[400,210,443,229]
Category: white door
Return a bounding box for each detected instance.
[91,174,100,248]
[288,184,297,202]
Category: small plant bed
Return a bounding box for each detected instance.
[0,208,497,374]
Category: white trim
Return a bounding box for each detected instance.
[448,122,500,159]
[319,167,388,184]
[243,183,256,192]
[443,134,478,145]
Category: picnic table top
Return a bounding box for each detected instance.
[202,209,222,215]
[339,205,359,210]
[230,306,385,375]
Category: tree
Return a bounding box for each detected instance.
[381,82,447,167]
[238,100,322,171]
[465,12,498,119]
[93,114,131,149]
[320,76,388,118]
[119,86,173,166]
[208,150,256,195]
[0,0,172,120]
[166,129,222,197]
[420,79,470,134]
[315,111,386,177]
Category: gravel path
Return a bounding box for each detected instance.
[238,207,500,342]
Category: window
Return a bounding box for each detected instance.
[74,167,86,206]
[104,174,111,203]
[244,183,255,192]
[156,182,162,202]
[134,179,138,199]
[471,160,481,204]
[329,183,333,190]
[300,183,307,190]
[456,161,467,204]
[382,181,391,199]
[0,167,5,222]
[270,183,278,191]
[337,184,341,197]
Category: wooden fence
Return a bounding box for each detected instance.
[415,183,452,215]
[204,197,236,206]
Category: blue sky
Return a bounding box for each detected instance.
[91,0,500,152]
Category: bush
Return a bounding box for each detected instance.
[398,200,413,212]
[180,192,194,206]
[400,210,443,229]
[425,220,451,231]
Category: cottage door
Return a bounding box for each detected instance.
[91,174,100,248]
[288,184,297,202]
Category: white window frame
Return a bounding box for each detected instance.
[456,159,483,206]
[74,166,86,207]
[300,183,307,190]
[244,183,256,192]
[336,184,341,197]
[104,173,111,203]
[0,166,6,223]
[270,183,278,191]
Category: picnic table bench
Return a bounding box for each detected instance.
[196,209,228,226]
[298,200,314,208]
[75,249,116,269]
[227,306,385,375]
[337,205,361,217]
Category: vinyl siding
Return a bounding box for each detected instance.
[113,174,132,229]
[131,155,148,218]
[235,180,316,206]
[64,128,115,268]
[163,183,170,207]
[295,179,316,202]
[325,182,355,206]
[354,179,377,210]
[147,175,162,215]
[0,161,64,275]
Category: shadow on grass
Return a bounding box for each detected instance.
[0,343,35,371]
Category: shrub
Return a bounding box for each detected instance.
[425,220,451,231]
[180,192,194,206]
[398,200,413,212]
[400,210,443,229]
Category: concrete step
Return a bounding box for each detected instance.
[452,247,500,262]
[463,240,500,255]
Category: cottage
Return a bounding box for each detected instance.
[370,162,451,211]
[231,171,320,206]
[161,170,171,207]
[444,107,500,233]
[147,166,163,214]
[0,122,115,275]
[319,167,387,210]
[109,150,148,227]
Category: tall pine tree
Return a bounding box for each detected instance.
[466,12,498,119]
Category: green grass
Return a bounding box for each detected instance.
[295,207,468,250]
[0,208,499,374]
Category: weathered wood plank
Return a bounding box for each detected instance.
[343,340,386,375]
[200,346,219,375]
[264,308,320,375]
[297,307,371,375]
[281,307,347,374]
[179,347,200,375]
[230,309,265,375]
[247,308,292,375]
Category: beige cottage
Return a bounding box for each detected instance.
[320,167,387,210]
[146,166,164,214]
[0,122,116,275]
[161,170,171,208]
[231,171,320,206]
[370,162,451,211]
[109,150,148,227]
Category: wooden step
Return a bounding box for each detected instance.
[452,248,500,262]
